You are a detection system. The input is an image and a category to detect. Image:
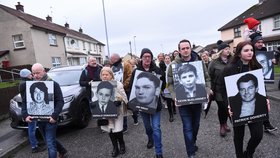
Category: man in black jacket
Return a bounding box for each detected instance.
[79,56,102,99]
[22,63,68,158]
[128,48,165,158]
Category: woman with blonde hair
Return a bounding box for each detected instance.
[208,40,233,137]
[99,67,129,157]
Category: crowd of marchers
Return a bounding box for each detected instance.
[17,17,279,158]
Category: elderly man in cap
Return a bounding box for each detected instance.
[128,48,166,158]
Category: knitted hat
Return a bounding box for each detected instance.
[19,68,31,78]
[249,32,263,45]
[140,48,153,59]
[244,17,260,29]
[217,40,229,52]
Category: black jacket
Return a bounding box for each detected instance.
[79,65,102,98]
[128,61,166,112]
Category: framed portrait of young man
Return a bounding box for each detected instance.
[255,51,274,83]
[90,81,118,118]
[128,70,161,114]
[171,61,207,106]
[224,69,268,126]
[26,81,54,121]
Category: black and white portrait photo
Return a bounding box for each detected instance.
[26,81,54,120]
[90,81,118,118]
[171,61,207,106]
[225,69,268,126]
[112,64,123,82]
[256,51,274,83]
[128,70,161,114]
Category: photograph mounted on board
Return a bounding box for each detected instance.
[90,81,118,118]
[256,51,274,83]
[225,69,268,126]
[26,81,54,121]
[172,61,207,106]
[128,70,161,114]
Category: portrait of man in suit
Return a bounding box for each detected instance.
[90,81,117,118]
[256,51,274,81]
[229,73,268,125]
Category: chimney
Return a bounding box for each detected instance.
[15,2,24,12]
[46,15,52,22]
[65,22,69,28]
[79,27,83,33]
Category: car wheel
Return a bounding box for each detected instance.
[74,100,91,129]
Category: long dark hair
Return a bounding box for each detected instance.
[231,41,262,69]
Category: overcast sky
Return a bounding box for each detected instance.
[1,0,258,57]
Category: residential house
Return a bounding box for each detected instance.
[218,0,280,51]
[0,2,105,68]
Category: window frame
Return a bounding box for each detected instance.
[51,57,61,67]
[274,15,280,29]
[233,27,241,38]
[48,33,57,46]
[12,34,25,49]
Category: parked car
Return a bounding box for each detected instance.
[9,65,92,129]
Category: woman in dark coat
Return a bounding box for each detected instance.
[221,41,270,158]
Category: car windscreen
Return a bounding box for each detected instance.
[47,70,82,86]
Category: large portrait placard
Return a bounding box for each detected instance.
[225,69,268,126]
[90,81,118,118]
[256,51,274,83]
[128,70,161,114]
[171,61,207,106]
[26,81,54,121]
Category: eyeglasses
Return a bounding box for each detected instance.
[142,55,151,59]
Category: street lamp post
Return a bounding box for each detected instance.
[102,0,110,57]
[133,36,137,56]
[129,41,132,58]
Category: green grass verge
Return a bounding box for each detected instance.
[0,80,20,89]
[275,65,280,74]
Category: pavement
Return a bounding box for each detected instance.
[0,74,279,158]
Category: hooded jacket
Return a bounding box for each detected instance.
[167,51,211,100]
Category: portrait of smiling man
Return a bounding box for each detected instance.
[227,72,268,126]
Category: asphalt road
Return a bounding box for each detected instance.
[9,99,280,158]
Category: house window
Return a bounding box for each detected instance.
[274,15,280,29]
[88,43,92,51]
[266,42,280,51]
[52,57,61,67]
[93,44,96,51]
[80,57,87,65]
[48,33,57,46]
[83,42,86,50]
[99,45,102,52]
[12,34,25,49]
[234,27,241,38]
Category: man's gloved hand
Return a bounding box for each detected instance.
[114,101,122,107]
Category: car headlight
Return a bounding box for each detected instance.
[10,99,19,109]
[64,95,74,104]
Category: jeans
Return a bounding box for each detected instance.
[38,122,66,158]
[178,104,202,157]
[140,111,162,155]
[28,121,38,148]
[233,121,263,158]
